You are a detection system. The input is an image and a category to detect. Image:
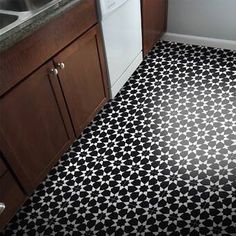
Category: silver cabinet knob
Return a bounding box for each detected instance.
[0,203,5,215]
[56,62,65,70]
[49,68,58,76]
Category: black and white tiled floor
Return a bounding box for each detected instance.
[4,41,236,235]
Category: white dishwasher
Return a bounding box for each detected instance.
[97,0,143,98]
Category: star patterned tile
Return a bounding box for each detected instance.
[3,41,236,235]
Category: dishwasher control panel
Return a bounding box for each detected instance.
[98,0,129,19]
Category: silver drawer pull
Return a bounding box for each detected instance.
[56,62,65,70]
[49,68,59,76]
[0,203,5,215]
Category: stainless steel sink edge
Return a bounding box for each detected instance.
[0,0,82,52]
[0,10,31,35]
[0,0,62,35]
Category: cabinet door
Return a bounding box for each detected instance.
[142,0,168,56]
[54,25,108,137]
[0,169,26,230]
[0,61,74,194]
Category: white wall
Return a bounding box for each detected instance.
[167,0,236,41]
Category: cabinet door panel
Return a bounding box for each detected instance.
[0,61,74,193]
[54,26,108,136]
[142,0,168,56]
[0,170,26,230]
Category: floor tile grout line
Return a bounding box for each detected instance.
[137,225,145,235]
[192,219,200,228]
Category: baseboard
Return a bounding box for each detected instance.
[162,32,236,51]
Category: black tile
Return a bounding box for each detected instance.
[4,40,236,235]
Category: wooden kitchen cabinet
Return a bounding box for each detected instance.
[0,0,109,229]
[0,0,98,96]
[54,25,108,137]
[142,0,168,56]
[0,156,26,231]
[0,61,75,194]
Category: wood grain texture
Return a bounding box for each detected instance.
[0,0,97,96]
[54,25,109,137]
[0,0,109,228]
[0,61,74,194]
[0,170,26,231]
[0,156,7,178]
[142,0,168,56]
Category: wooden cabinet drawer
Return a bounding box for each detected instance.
[0,0,97,96]
[0,171,26,231]
[0,158,7,178]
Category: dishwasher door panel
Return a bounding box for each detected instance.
[101,0,142,87]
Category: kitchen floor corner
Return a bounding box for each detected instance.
[4,41,236,235]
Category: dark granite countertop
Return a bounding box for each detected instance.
[0,0,82,52]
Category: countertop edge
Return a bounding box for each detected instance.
[0,0,83,52]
